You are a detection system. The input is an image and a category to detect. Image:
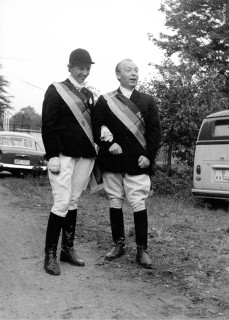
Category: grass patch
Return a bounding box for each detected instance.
[2,174,229,318]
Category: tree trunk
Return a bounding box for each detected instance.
[166,142,172,176]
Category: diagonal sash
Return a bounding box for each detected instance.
[53,82,95,150]
[103,91,146,150]
[115,92,145,127]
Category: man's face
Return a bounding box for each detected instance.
[70,63,91,84]
[116,60,139,90]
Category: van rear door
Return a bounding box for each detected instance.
[202,144,229,190]
[196,116,229,192]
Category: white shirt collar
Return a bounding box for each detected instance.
[68,75,84,90]
[119,86,134,99]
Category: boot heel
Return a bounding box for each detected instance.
[60,249,85,266]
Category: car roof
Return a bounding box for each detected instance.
[206,110,229,119]
[0,131,34,139]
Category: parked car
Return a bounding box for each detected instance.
[0,131,47,176]
[192,110,229,200]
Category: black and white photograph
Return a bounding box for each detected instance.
[0,0,229,319]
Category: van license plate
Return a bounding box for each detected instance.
[215,170,229,182]
[14,159,30,165]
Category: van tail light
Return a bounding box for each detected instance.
[196,165,201,175]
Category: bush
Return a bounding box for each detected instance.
[151,165,193,197]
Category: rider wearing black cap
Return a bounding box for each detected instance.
[42,48,96,275]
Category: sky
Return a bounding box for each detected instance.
[0,0,167,115]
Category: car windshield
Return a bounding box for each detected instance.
[0,136,36,149]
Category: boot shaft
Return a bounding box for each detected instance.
[45,212,63,254]
[134,209,148,250]
[61,209,77,251]
[109,208,125,244]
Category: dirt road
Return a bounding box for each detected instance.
[0,178,204,320]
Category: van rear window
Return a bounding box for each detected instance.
[213,120,229,137]
[198,118,229,143]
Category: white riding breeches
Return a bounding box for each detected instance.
[102,172,151,212]
[48,154,95,217]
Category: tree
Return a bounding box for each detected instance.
[149,0,229,96]
[10,106,41,131]
[145,0,229,172]
[149,0,229,68]
[139,60,228,174]
[0,65,12,129]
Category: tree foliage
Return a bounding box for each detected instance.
[149,0,229,97]
[0,65,12,129]
[149,0,229,69]
[145,0,229,172]
[10,106,41,131]
[140,60,228,173]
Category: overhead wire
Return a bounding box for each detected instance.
[17,79,45,91]
[0,56,46,91]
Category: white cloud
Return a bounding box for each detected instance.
[0,0,166,114]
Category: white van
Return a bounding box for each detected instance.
[192,110,229,200]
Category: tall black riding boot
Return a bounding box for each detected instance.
[134,209,152,269]
[105,208,125,261]
[60,209,85,266]
[44,212,63,275]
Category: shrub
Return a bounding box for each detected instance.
[151,165,193,197]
